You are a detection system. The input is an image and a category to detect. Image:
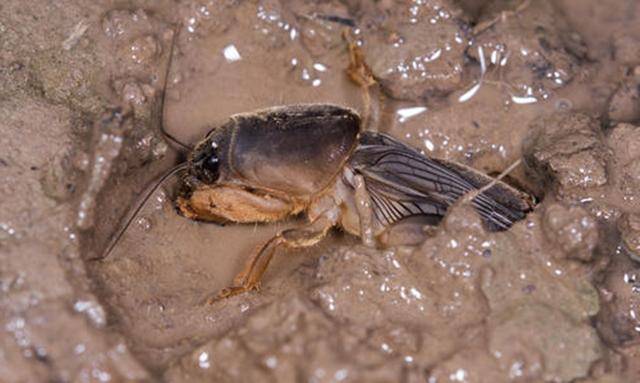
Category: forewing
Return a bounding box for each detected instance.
[347,133,531,231]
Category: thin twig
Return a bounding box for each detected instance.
[473,0,532,36]
[460,159,522,206]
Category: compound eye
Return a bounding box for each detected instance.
[203,152,220,181]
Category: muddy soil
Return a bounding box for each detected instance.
[1,0,640,382]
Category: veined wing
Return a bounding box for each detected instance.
[346,132,532,231]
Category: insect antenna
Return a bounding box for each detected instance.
[155,25,193,153]
[94,162,190,261]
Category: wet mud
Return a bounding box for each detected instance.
[1,0,640,382]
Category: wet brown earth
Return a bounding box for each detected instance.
[1,0,640,382]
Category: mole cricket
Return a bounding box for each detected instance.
[100,32,534,302]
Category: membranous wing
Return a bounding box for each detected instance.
[345,132,532,231]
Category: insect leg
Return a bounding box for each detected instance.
[353,174,376,247]
[209,214,336,303]
[344,30,380,132]
[377,214,444,246]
